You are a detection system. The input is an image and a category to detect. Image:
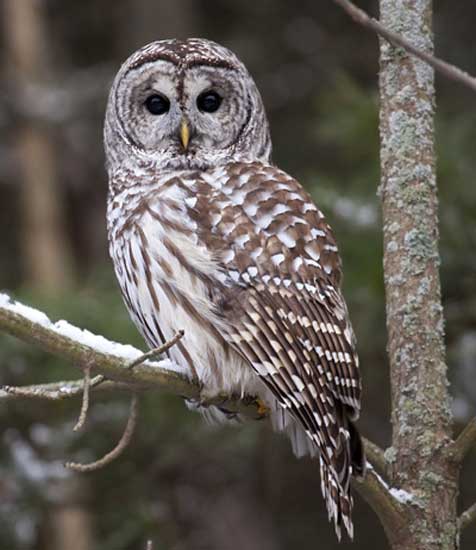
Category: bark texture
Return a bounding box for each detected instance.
[379,1,458,548]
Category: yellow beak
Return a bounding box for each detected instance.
[180,119,190,150]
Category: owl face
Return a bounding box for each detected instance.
[105,39,272,173]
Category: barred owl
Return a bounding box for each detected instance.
[105,38,364,539]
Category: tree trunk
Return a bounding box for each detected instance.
[4,0,72,290]
[379,0,459,548]
[48,477,94,550]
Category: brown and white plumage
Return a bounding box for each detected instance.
[105,38,364,539]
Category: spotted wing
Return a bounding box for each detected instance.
[192,162,363,538]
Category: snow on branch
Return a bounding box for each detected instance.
[0,293,263,419]
[0,292,191,390]
[0,293,404,522]
[353,464,408,543]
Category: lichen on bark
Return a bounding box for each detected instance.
[379,0,458,548]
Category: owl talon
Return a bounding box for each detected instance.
[198,388,224,407]
[256,398,269,416]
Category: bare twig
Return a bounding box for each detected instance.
[1,375,106,401]
[65,393,139,472]
[452,417,476,462]
[459,501,476,531]
[73,364,93,431]
[126,330,184,370]
[333,0,476,94]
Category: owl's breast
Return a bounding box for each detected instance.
[109,200,257,397]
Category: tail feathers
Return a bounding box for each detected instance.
[319,456,354,541]
[269,402,365,540]
[319,416,365,540]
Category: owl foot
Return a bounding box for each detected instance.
[198,387,226,407]
[256,398,270,417]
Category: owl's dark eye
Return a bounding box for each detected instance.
[145,94,170,115]
[197,90,222,113]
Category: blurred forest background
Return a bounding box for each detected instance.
[0,1,475,549]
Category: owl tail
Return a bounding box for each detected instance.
[319,414,365,540]
[319,453,354,541]
[269,398,365,540]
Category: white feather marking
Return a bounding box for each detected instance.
[184,196,197,208]
[223,249,235,263]
[291,374,305,391]
[278,231,296,248]
[311,228,326,238]
[305,258,321,269]
[250,247,263,261]
[304,244,321,261]
[244,202,259,217]
[235,234,250,247]
[248,266,258,277]
[303,203,317,213]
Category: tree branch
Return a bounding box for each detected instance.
[332,0,476,94]
[363,437,387,476]
[0,293,262,419]
[459,501,476,532]
[65,393,139,472]
[1,376,109,401]
[0,293,400,523]
[72,363,93,431]
[452,417,476,462]
[353,464,408,544]
[0,292,196,395]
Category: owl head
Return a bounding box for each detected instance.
[104,38,272,173]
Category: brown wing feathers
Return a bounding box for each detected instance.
[208,163,364,539]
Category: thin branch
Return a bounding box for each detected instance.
[332,0,476,94]
[125,330,184,370]
[65,393,138,472]
[0,376,107,401]
[73,364,93,431]
[452,417,476,462]
[362,437,387,476]
[460,501,476,531]
[353,464,408,544]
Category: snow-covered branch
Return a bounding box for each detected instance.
[0,293,402,520]
[0,293,264,419]
[0,292,191,390]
